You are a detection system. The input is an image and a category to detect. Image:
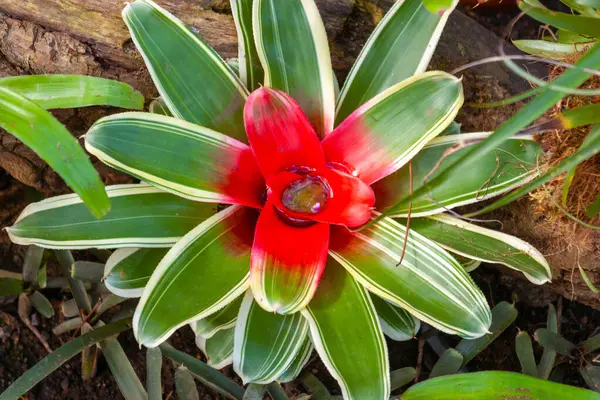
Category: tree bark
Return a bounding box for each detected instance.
[1,0,597,309]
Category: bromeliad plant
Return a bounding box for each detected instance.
[7,0,553,397]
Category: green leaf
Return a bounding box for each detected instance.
[455,301,518,365]
[8,184,214,249]
[390,367,416,391]
[191,296,243,339]
[581,365,600,393]
[585,192,600,218]
[266,383,289,400]
[401,371,600,399]
[122,0,248,141]
[0,75,144,110]
[538,304,558,379]
[516,331,539,377]
[0,318,131,400]
[71,261,105,282]
[0,86,109,219]
[146,347,162,400]
[335,0,456,123]
[243,384,267,400]
[175,366,199,400]
[301,258,389,400]
[513,39,593,60]
[104,248,168,298]
[429,348,463,378]
[253,0,335,138]
[534,328,576,356]
[407,214,551,284]
[231,0,263,91]
[0,277,24,296]
[324,72,463,185]
[134,206,254,347]
[96,322,148,400]
[197,327,235,369]
[330,217,491,339]
[374,138,541,217]
[22,245,44,283]
[233,291,309,383]
[580,334,600,355]
[472,125,600,216]
[148,97,172,116]
[85,112,263,207]
[370,294,420,341]
[277,335,313,383]
[159,343,245,400]
[520,0,600,38]
[423,0,455,13]
[29,291,55,318]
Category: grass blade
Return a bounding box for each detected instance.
[580,334,600,355]
[516,331,538,377]
[55,250,92,314]
[243,384,267,400]
[22,246,44,283]
[429,349,463,378]
[146,347,163,400]
[538,304,558,379]
[71,261,105,282]
[175,366,199,400]
[267,382,289,400]
[390,367,417,391]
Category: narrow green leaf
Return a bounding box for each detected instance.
[96,321,148,399]
[71,261,105,282]
[559,104,600,128]
[191,296,242,339]
[22,245,44,283]
[370,294,420,341]
[562,167,577,205]
[55,250,92,314]
[254,0,335,138]
[243,384,267,400]
[159,343,245,400]
[0,75,143,110]
[123,0,248,141]
[29,291,55,318]
[8,184,214,249]
[104,248,168,298]
[146,347,163,400]
[538,304,558,379]
[80,323,98,382]
[277,335,313,383]
[390,367,416,391]
[520,0,600,38]
[534,328,576,356]
[134,206,254,347]
[0,87,109,218]
[302,258,389,400]
[61,299,80,318]
[231,0,263,91]
[267,382,289,400]
[299,372,332,399]
[94,294,128,320]
[471,125,600,216]
[513,39,593,60]
[37,264,47,289]
[175,366,199,400]
[233,292,309,383]
[148,97,172,116]
[407,214,551,284]
[516,331,539,377]
[423,0,455,13]
[401,371,600,399]
[197,327,235,369]
[429,348,463,378]
[581,365,600,393]
[52,317,83,336]
[0,318,131,400]
[580,334,600,355]
[0,277,24,296]
[455,301,518,365]
[585,192,600,218]
[335,0,456,123]
[330,217,491,339]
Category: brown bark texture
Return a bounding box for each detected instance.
[0,0,597,309]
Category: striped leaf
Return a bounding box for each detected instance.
[196,327,236,369]
[330,217,491,339]
[0,87,109,219]
[371,294,420,342]
[335,0,457,123]
[104,248,168,298]
[513,39,595,60]
[407,214,551,284]
[191,295,243,339]
[0,75,143,110]
[277,335,313,383]
[253,0,335,138]
[8,184,213,249]
[85,112,264,208]
[231,0,263,91]
[323,72,463,185]
[520,0,600,38]
[133,206,255,347]
[123,0,249,141]
[373,138,541,217]
[302,258,389,400]
[233,291,309,384]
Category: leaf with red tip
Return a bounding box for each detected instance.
[244,87,325,179]
[250,200,329,314]
[267,168,375,228]
[86,112,265,208]
[323,72,463,185]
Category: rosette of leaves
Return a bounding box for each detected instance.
[7,0,553,398]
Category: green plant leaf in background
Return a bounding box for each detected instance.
[197,327,236,369]
[519,0,600,38]
[370,294,420,341]
[104,248,167,298]
[401,371,600,399]
[0,87,109,219]
[192,296,243,339]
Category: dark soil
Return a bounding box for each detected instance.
[1,2,599,400]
